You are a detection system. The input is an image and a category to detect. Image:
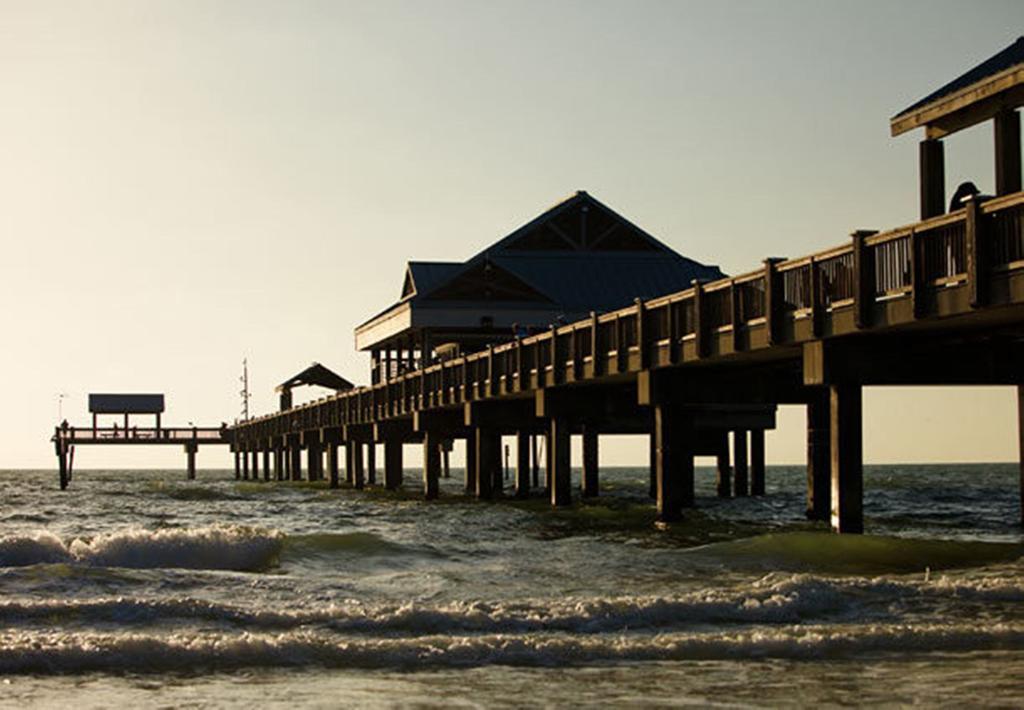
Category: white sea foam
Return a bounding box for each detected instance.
[0,526,283,571]
[2,573,1022,634]
[0,622,1021,673]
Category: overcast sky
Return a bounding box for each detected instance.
[2,1,1022,470]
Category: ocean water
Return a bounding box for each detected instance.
[0,464,1022,708]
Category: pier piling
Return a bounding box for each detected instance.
[716,443,731,497]
[830,384,863,534]
[423,432,440,499]
[581,428,599,498]
[384,440,403,490]
[550,417,572,507]
[751,429,765,496]
[733,430,749,496]
[515,431,530,498]
[806,392,830,520]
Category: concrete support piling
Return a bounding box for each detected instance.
[830,383,864,534]
[185,443,197,481]
[806,392,831,520]
[345,442,356,486]
[423,432,441,500]
[367,444,377,486]
[515,431,530,498]
[475,427,499,499]
[250,449,259,481]
[715,443,731,498]
[733,430,749,496]
[750,429,765,496]
[464,435,477,494]
[326,440,340,489]
[263,449,271,482]
[274,447,283,481]
[290,442,302,482]
[242,449,250,480]
[1017,385,1023,527]
[550,417,572,507]
[384,440,403,490]
[654,403,693,522]
[354,442,365,489]
[648,433,657,499]
[581,427,599,498]
[233,450,240,480]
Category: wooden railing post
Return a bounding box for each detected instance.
[590,312,601,376]
[809,259,824,338]
[763,258,784,345]
[692,280,707,359]
[487,345,496,397]
[615,315,627,373]
[667,300,680,364]
[636,298,649,369]
[515,338,523,391]
[852,230,877,329]
[965,196,988,308]
[729,280,741,352]
[550,325,560,386]
[910,228,925,319]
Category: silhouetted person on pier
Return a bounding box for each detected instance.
[949,181,980,212]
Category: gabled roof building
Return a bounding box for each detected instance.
[356,191,724,383]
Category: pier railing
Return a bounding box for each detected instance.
[54,427,228,444]
[233,192,1024,443]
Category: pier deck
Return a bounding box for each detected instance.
[231,192,1024,532]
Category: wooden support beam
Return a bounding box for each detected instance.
[345,442,356,485]
[515,431,530,498]
[423,431,440,500]
[274,447,284,482]
[550,416,571,507]
[716,443,731,498]
[384,440,403,490]
[733,430,749,497]
[251,448,260,481]
[242,448,249,480]
[920,138,946,220]
[995,108,1022,196]
[306,440,321,482]
[233,450,240,480]
[750,429,765,496]
[581,427,599,498]
[830,383,864,534]
[263,449,271,482]
[806,390,831,521]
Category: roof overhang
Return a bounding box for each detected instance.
[355,301,413,351]
[891,63,1024,138]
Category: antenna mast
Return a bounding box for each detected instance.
[239,358,250,421]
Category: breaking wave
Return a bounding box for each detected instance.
[0,623,1022,674]
[0,526,283,572]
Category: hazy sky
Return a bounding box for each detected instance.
[2,1,1023,470]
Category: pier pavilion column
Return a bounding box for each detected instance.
[423,431,441,500]
[263,448,271,482]
[290,439,303,482]
[920,138,946,220]
[830,383,864,534]
[233,450,240,480]
[515,431,530,498]
[995,108,1022,196]
[242,448,250,480]
[384,440,403,490]
[250,448,259,481]
[464,435,477,494]
[750,429,766,496]
[474,427,499,499]
[185,442,197,481]
[733,430,749,496]
[581,426,599,498]
[806,391,831,520]
[367,443,377,486]
[549,416,572,507]
[353,441,365,490]
[716,439,732,498]
[653,404,695,522]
